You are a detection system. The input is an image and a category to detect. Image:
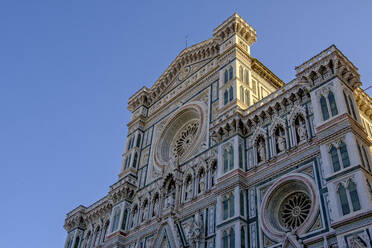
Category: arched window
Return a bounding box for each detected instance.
[328,91,338,116]
[229,66,233,80]
[338,184,350,215]
[238,144,243,169]
[121,209,128,230]
[241,226,246,248]
[86,231,92,248]
[239,66,243,80]
[229,147,234,170]
[73,236,80,248]
[132,152,138,168]
[66,238,73,248]
[252,80,257,95]
[224,149,229,173]
[124,156,129,169]
[330,146,340,172]
[136,133,142,147]
[244,69,249,84]
[348,95,357,120]
[229,193,235,217]
[357,143,364,164]
[343,91,351,115]
[224,90,229,105]
[126,154,132,169]
[240,190,244,216]
[240,86,244,102]
[245,90,249,106]
[320,95,329,121]
[339,142,350,168]
[111,208,121,232]
[223,196,229,220]
[229,86,234,101]
[93,227,100,246]
[348,181,361,211]
[102,221,109,243]
[362,146,371,172]
[224,70,228,84]
[223,193,235,220]
[229,228,235,248]
[223,231,229,248]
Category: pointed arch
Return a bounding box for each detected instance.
[347,180,361,211]
[240,86,244,102]
[224,90,228,105]
[224,70,228,83]
[320,95,329,120]
[229,66,233,80]
[337,184,350,215]
[327,91,338,116]
[329,145,340,172]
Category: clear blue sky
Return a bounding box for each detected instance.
[1,1,371,247]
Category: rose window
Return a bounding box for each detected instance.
[154,104,206,167]
[279,192,311,230]
[259,174,319,242]
[172,120,199,158]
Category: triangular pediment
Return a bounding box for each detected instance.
[128,38,219,111]
[152,219,181,248]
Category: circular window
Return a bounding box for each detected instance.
[172,120,199,158]
[260,174,319,241]
[154,103,206,168]
[279,192,311,230]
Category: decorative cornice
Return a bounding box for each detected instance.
[251,58,285,89]
[213,13,257,46]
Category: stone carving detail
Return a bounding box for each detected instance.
[279,192,311,230]
[172,120,199,159]
[187,215,203,248]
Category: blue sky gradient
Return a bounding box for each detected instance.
[1,1,371,247]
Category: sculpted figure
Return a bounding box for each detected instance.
[199,179,205,193]
[191,216,202,248]
[142,204,148,221]
[152,198,159,217]
[186,181,192,200]
[297,122,307,142]
[166,193,174,208]
[258,142,265,162]
[277,135,286,152]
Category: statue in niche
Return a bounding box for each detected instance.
[187,183,192,200]
[277,135,286,152]
[275,127,286,153]
[142,203,148,221]
[198,171,205,194]
[152,197,159,217]
[165,192,174,208]
[297,122,307,142]
[199,179,205,194]
[257,138,265,163]
[132,209,138,227]
[187,215,203,248]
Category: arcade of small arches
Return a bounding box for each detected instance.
[113,160,218,233]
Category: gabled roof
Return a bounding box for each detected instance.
[128,37,219,112]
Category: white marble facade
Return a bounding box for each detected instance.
[64,13,372,248]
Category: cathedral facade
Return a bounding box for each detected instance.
[64,14,372,248]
